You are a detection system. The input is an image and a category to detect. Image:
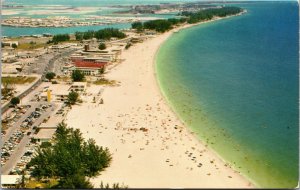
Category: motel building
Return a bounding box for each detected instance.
[73,62,106,75]
[2,41,19,47]
[65,57,109,76]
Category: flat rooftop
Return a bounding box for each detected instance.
[46,84,70,95]
[34,128,56,140]
[1,175,21,185]
[39,116,63,129]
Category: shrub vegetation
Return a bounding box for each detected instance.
[27,122,112,188]
[132,7,243,32]
[75,28,126,41]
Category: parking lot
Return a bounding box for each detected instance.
[10,142,38,175]
[1,103,58,174]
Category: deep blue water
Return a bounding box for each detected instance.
[156,1,299,188]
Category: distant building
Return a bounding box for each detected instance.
[17,51,34,58]
[40,83,86,102]
[2,41,19,47]
[144,30,157,35]
[50,45,65,51]
[32,34,42,38]
[84,44,90,51]
[64,46,122,76]
[40,84,70,102]
[39,116,64,129]
[62,64,75,75]
[43,33,53,37]
[1,54,18,63]
[3,47,16,55]
[70,82,86,92]
[70,56,109,76]
[33,128,56,143]
[73,61,107,75]
[50,44,78,52]
[1,175,22,188]
[2,63,23,74]
[131,36,144,43]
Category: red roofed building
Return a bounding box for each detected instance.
[71,58,110,76]
[74,61,106,68]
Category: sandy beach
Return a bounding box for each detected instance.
[65,16,254,188]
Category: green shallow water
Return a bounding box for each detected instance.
[156,2,299,188]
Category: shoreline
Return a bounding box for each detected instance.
[65,11,254,188]
[152,9,258,188]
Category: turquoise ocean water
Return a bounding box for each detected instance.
[156,1,299,188]
[2,0,180,37]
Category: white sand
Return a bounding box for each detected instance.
[65,17,254,188]
[2,7,101,16]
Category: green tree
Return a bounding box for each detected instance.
[10,97,20,106]
[73,28,126,41]
[125,43,132,49]
[40,142,52,149]
[98,43,106,50]
[132,21,143,29]
[28,122,112,188]
[184,7,243,24]
[11,43,18,49]
[143,19,173,32]
[99,182,128,189]
[75,32,83,41]
[16,171,26,188]
[83,30,94,40]
[71,70,85,82]
[55,173,93,189]
[68,91,79,105]
[135,7,243,33]
[45,72,56,81]
[94,28,126,40]
[132,22,143,32]
[99,67,105,74]
[52,34,70,43]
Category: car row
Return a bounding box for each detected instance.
[20,104,51,130]
[1,130,25,166]
[10,143,38,175]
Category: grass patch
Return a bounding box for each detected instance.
[93,78,118,86]
[17,43,46,50]
[25,178,59,188]
[56,76,71,82]
[2,76,37,84]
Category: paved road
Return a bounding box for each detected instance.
[47,48,77,76]
[22,49,75,77]
[1,103,58,174]
[2,48,76,113]
[1,79,42,114]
